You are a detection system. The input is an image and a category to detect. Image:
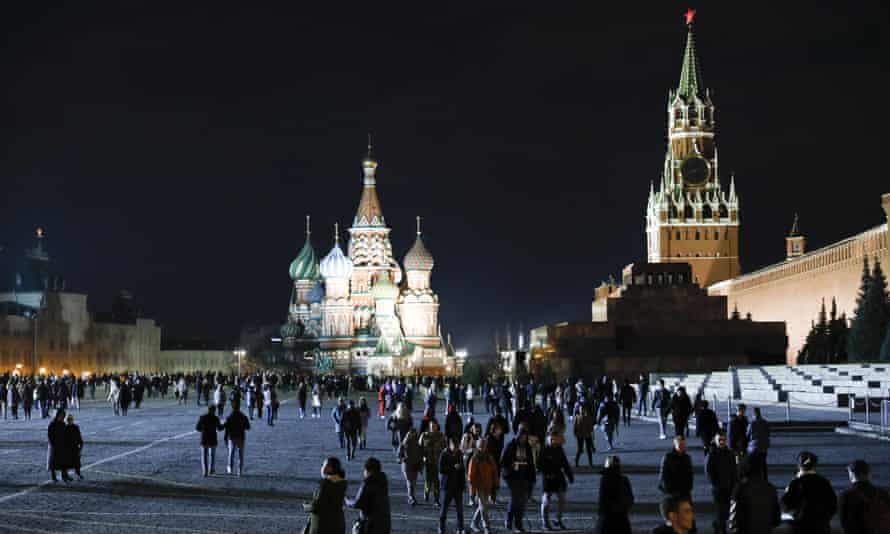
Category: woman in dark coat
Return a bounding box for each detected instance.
[347,457,391,534]
[65,414,85,479]
[594,455,634,534]
[304,456,347,534]
[47,408,72,482]
[119,381,132,416]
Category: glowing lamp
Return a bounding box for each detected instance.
[39,367,47,375]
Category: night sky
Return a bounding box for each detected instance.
[0,3,886,353]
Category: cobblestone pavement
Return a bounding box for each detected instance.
[0,394,886,533]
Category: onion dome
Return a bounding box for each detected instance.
[371,271,399,301]
[289,216,320,281]
[307,280,325,303]
[319,223,354,279]
[403,216,434,271]
[280,321,302,339]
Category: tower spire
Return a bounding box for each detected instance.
[306,215,311,239]
[334,222,340,246]
[678,8,703,100]
[416,216,422,237]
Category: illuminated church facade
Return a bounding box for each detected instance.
[280,147,460,376]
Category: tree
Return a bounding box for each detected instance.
[848,257,890,361]
[881,325,890,362]
[800,298,849,364]
[461,359,490,386]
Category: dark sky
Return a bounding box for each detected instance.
[1,2,886,353]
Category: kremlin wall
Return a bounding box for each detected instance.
[709,193,890,363]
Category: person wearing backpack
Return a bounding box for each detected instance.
[839,459,890,534]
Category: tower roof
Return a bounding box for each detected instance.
[788,213,802,237]
[353,138,386,228]
[403,216,434,271]
[677,9,704,101]
[289,216,320,281]
[320,223,354,279]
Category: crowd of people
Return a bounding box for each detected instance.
[7,368,886,534]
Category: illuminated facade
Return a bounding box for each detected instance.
[280,146,461,376]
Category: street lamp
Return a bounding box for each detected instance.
[234,348,246,377]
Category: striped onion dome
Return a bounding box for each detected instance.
[320,243,353,280]
[289,239,320,281]
[403,234,434,271]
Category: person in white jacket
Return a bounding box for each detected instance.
[213,384,226,418]
[465,384,475,414]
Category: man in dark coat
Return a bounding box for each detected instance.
[695,400,720,456]
[637,373,649,416]
[347,456,392,534]
[668,387,692,438]
[65,414,85,480]
[196,405,223,476]
[658,435,693,500]
[501,428,536,531]
[444,404,463,446]
[438,437,466,534]
[746,407,770,478]
[597,394,621,450]
[619,379,636,427]
[727,403,749,460]
[839,459,890,534]
[651,379,671,439]
[781,451,837,534]
[728,454,781,534]
[223,402,250,476]
[706,432,737,534]
[343,399,361,461]
[47,408,72,481]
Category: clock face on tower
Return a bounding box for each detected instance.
[681,156,710,186]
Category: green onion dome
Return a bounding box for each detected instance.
[289,240,320,281]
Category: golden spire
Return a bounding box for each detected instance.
[334,222,340,245]
[416,216,422,237]
[305,215,311,239]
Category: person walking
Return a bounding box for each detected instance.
[304,457,348,534]
[119,380,132,416]
[695,400,720,456]
[358,397,371,449]
[196,405,223,476]
[501,427,536,532]
[263,384,274,426]
[652,379,671,439]
[727,454,781,534]
[727,403,749,461]
[331,397,347,449]
[706,432,737,534]
[347,457,392,534]
[538,430,574,530]
[838,459,890,534]
[22,381,34,421]
[746,406,770,478]
[444,404,464,446]
[223,401,250,476]
[668,386,692,438]
[652,495,696,534]
[297,379,308,419]
[619,379,636,427]
[468,437,498,534]
[47,408,72,482]
[595,455,634,534]
[597,394,620,451]
[637,373,649,416]
[311,384,322,418]
[65,414,85,480]
[466,383,475,414]
[398,427,424,506]
[658,435,693,501]
[781,451,837,534]
[420,420,446,505]
[343,399,361,461]
[572,404,595,468]
[438,437,467,534]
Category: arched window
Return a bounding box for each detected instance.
[669,206,678,219]
[684,205,694,219]
[719,205,729,218]
[702,205,713,220]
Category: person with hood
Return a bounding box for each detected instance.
[223,401,251,476]
[501,427,536,532]
[538,430,574,530]
[781,451,837,534]
[839,459,890,534]
[420,420,446,505]
[347,456,391,534]
[196,405,223,476]
[47,408,71,482]
[468,437,499,534]
[343,399,361,461]
[727,453,781,534]
[667,386,692,438]
[572,404,595,468]
[595,455,634,534]
[304,456,348,534]
[706,432,737,534]
[438,437,467,534]
[398,427,424,506]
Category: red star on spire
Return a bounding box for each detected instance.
[685,8,696,25]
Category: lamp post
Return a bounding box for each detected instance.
[234,348,246,377]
